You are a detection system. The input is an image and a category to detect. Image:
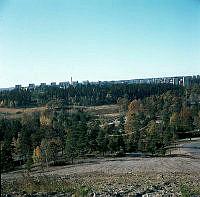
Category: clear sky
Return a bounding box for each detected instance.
[0,0,200,88]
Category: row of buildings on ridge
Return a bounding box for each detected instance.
[13,75,200,90]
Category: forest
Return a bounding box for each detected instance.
[0,82,200,172]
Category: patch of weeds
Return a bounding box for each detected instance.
[49,159,70,167]
[74,185,93,196]
[1,180,18,194]
[1,173,75,195]
[180,185,200,197]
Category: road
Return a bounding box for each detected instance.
[182,141,200,156]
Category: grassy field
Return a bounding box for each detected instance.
[0,104,121,119]
[86,104,120,117]
[0,107,46,119]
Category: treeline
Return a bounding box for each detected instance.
[0,83,182,107]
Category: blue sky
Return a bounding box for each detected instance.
[0,0,200,88]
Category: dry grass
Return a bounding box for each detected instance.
[0,107,46,113]
[86,104,120,116]
[0,104,121,120]
[98,113,121,117]
[0,107,46,119]
[1,173,78,195]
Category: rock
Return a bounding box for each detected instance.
[88,191,98,197]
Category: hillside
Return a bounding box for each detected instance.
[1,83,200,196]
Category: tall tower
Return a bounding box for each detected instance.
[71,77,72,84]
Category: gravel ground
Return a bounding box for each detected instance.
[2,153,200,181]
[1,141,200,196]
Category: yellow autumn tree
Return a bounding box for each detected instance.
[40,116,52,126]
[32,146,42,163]
[0,100,4,106]
[146,120,158,134]
[170,112,180,131]
[125,99,144,133]
[40,110,53,126]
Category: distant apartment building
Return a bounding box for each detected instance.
[15,85,22,89]
[10,75,199,91]
[40,83,46,87]
[172,77,179,85]
[50,82,56,86]
[59,82,70,87]
[152,78,161,84]
[183,76,192,86]
[28,83,35,88]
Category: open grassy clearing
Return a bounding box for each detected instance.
[0,107,46,119]
[0,104,121,119]
[85,104,120,118]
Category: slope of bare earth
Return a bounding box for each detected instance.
[2,140,200,196]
